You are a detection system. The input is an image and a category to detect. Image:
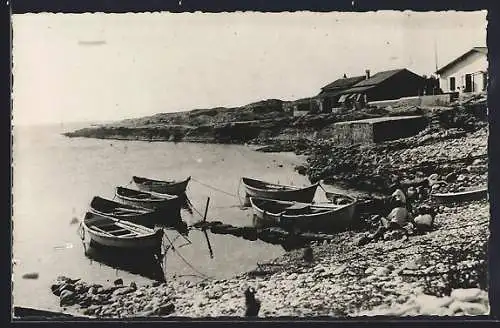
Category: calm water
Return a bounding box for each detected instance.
[12,123,322,311]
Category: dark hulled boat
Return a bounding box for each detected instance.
[132,176,191,195]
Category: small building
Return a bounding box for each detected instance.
[316,74,366,113]
[435,46,488,94]
[337,68,427,110]
[283,97,321,117]
[331,115,427,145]
[339,68,426,107]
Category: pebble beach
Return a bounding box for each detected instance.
[51,199,489,318]
[46,96,490,318]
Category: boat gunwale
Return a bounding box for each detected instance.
[242,177,320,193]
[249,197,356,219]
[430,186,488,198]
[115,187,177,203]
[90,196,154,215]
[132,175,191,187]
[83,213,161,240]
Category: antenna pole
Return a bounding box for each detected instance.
[434,38,439,73]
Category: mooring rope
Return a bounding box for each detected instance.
[190,177,239,199]
[163,232,213,280]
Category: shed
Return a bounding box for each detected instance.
[331,115,427,145]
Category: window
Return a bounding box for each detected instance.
[465,74,473,92]
[449,77,456,91]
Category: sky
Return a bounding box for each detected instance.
[12,11,487,126]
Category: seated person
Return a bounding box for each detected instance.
[358,188,413,245]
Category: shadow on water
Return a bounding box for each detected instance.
[79,191,317,282]
[82,219,191,282]
[78,192,195,282]
[83,241,167,282]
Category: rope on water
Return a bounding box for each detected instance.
[163,232,214,280]
[190,177,239,199]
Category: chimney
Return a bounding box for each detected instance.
[365,69,371,80]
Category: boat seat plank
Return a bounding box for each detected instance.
[90,226,114,236]
[107,228,129,234]
[121,233,138,237]
[286,204,310,210]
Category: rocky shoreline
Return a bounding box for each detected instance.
[50,198,489,318]
[51,95,490,318]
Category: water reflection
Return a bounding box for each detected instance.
[79,192,309,281]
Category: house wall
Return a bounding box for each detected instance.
[438,52,488,94]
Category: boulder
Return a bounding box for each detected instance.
[445,172,457,182]
[58,283,76,295]
[114,278,124,286]
[451,288,483,302]
[450,301,488,315]
[158,302,175,315]
[60,289,76,307]
[414,214,434,229]
[414,294,453,309]
[112,287,135,296]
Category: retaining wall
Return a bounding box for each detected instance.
[331,116,428,145]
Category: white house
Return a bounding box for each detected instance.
[436,47,488,94]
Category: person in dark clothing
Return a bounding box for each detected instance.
[244,287,261,317]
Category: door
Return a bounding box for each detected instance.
[449,77,456,91]
[465,74,473,92]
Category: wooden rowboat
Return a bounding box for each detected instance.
[13,306,91,319]
[241,177,319,204]
[115,186,181,212]
[89,196,157,228]
[249,196,357,233]
[431,187,488,203]
[81,211,163,250]
[132,176,191,195]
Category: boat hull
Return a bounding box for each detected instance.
[242,177,319,205]
[90,196,158,228]
[115,187,182,223]
[133,176,191,195]
[82,212,164,251]
[250,197,357,233]
[431,187,488,204]
[85,228,163,249]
